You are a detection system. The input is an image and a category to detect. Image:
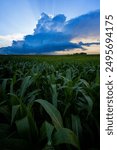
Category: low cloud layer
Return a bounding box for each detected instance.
[0,10,100,54]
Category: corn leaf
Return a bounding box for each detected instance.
[53,128,80,149]
[16,116,31,140]
[40,121,54,142]
[11,105,20,124]
[19,76,33,97]
[35,99,63,129]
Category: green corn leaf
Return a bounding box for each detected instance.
[63,102,71,116]
[2,79,8,91]
[71,115,82,137]
[66,68,72,80]
[51,84,58,108]
[35,99,63,129]
[19,76,33,98]
[95,70,100,84]
[40,121,54,142]
[11,105,20,124]
[53,128,80,149]
[16,116,31,140]
[80,79,90,88]
[83,94,93,115]
[8,93,20,105]
[27,106,38,140]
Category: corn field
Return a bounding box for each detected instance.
[0,55,100,150]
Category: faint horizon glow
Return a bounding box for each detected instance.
[0,33,25,48]
[70,37,100,44]
[53,45,100,55]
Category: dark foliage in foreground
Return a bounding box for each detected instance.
[0,55,100,150]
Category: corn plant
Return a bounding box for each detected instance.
[0,55,100,150]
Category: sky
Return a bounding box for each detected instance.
[0,0,100,54]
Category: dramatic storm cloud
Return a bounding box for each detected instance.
[64,10,100,38]
[34,13,66,34]
[0,10,100,54]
